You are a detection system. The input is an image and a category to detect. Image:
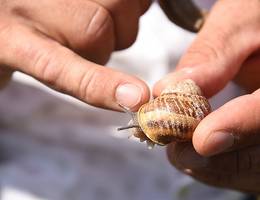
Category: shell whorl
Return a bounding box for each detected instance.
[135,79,211,146]
[161,79,202,95]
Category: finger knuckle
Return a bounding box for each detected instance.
[76,3,114,48]
[179,28,229,68]
[183,40,222,66]
[30,43,64,86]
[70,2,114,63]
[0,20,62,86]
[78,67,104,105]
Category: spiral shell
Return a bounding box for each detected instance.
[118,79,211,147]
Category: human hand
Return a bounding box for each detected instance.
[0,0,151,111]
[154,0,260,193]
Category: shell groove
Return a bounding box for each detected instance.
[135,79,211,146]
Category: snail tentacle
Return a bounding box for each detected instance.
[117,125,140,131]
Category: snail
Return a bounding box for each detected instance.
[118,79,211,148]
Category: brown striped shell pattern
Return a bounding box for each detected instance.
[118,79,211,148]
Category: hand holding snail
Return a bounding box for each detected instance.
[155,0,260,194]
[118,79,211,148]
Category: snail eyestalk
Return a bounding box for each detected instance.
[118,104,135,116]
[117,125,140,131]
[118,103,139,131]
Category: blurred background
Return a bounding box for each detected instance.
[0,1,248,200]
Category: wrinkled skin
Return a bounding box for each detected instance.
[0,0,151,110]
[1,0,260,194]
[153,0,260,194]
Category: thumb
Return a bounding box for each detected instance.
[193,89,260,156]
[0,23,150,111]
[154,0,260,97]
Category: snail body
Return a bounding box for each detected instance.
[118,79,211,147]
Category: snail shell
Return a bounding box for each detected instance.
[118,79,211,147]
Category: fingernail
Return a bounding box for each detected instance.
[115,84,142,109]
[203,131,234,156]
[166,68,195,80]
[161,68,196,86]
[178,67,196,74]
[179,146,208,169]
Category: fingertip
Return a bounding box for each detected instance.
[81,65,150,111]
[132,80,150,111]
[191,111,232,157]
[193,94,260,157]
[153,69,192,97]
[153,67,218,98]
[192,129,209,157]
[192,112,218,156]
[115,78,150,112]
